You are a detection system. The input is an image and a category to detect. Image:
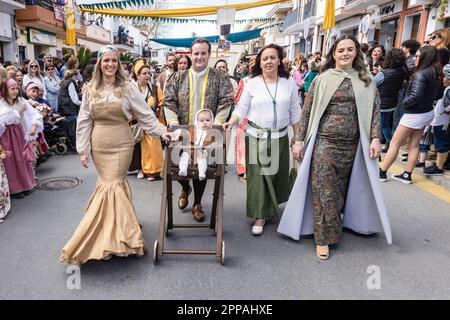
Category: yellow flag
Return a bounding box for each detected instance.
[323,0,335,30]
[66,6,76,45]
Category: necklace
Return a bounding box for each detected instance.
[103,80,115,88]
[262,75,279,128]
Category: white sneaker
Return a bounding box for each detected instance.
[198,156,207,180]
[179,152,189,176]
[251,225,264,236]
[137,170,144,179]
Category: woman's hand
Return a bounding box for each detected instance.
[369,138,381,160]
[80,154,89,168]
[292,141,304,161]
[28,125,38,137]
[222,121,234,130]
[161,132,174,142]
[17,104,26,114]
[0,150,12,159]
[222,115,239,131]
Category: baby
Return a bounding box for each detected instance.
[178,109,216,180]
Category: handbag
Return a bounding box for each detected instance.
[130,122,144,144]
[23,142,37,162]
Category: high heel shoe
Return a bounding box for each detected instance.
[316,245,329,260]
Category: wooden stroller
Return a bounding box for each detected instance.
[153,124,226,265]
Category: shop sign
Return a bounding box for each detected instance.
[380,4,395,16]
[376,0,403,18]
[27,28,57,46]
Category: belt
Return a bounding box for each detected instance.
[247,120,288,139]
[247,120,288,170]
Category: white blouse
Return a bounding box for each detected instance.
[76,81,167,155]
[0,98,43,142]
[232,76,301,139]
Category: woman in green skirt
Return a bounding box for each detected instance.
[223,44,302,235]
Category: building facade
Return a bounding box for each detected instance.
[273,0,449,58]
[0,0,26,64]
[15,0,111,62]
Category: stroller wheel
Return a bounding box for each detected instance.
[55,143,68,155]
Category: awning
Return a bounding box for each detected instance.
[150,28,262,48]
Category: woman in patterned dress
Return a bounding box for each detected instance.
[278,35,392,260]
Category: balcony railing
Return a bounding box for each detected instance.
[283,7,300,30]
[113,34,135,47]
[25,0,54,11]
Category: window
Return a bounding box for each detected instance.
[19,46,26,64]
[377,18,399,50]
[410,15,421,40]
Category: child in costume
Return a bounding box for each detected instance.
[177,109,216,180]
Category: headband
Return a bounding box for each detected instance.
[133,59,149,75]
[98,45,118,59]
[6,78,17,88]
[26,82,41,93]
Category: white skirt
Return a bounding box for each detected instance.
[399,111,434,129]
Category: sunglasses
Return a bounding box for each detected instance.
[47,68,54,71]
[430,34,440,40]
[30,65,38,68]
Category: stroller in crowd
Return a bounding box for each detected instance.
[37,105,73,156]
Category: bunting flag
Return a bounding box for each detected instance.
[130,16,275,26]
[149,23,282,48]
[78,0,290,18]
[65,6,76,45]
[76,0,154,10]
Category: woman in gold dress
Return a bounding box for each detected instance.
[60,46,172,265]
[132,59,165,181]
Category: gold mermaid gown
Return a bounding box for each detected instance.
[60,85,164,265]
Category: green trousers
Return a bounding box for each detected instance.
[245,134,289,219]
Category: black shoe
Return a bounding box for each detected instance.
[444,162,450,171]
[423,164,444,176]
[391,171,412,184]
[381,144,389,153]
[22,190,33,196]
[379,168,387,182]
[415,162,425,168]
[11,193,25,199]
